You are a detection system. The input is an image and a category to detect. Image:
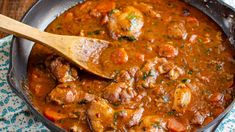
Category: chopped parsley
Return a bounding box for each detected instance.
[127,12,138,20]
[87,30,101,35]
[198,38,203,43]
[78,99,88,105]
[188,70,193,75]
[113,112,119,125]
[109,9,119,16]
[142,70,156,80]
[118,36,136,42]
[167,110,176,116]
[152,121,162,128]
[112,103,121,107]
[216,63,223,71]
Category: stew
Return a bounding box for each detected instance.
[28,0,235,131]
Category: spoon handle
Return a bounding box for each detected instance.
[0,14,50,45]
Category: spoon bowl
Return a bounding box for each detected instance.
[0,14,111,79]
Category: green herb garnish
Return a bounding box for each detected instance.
[167,110,176,116]
[188,70,193,75]
[78,99,88,105]
[118,36,136,42]
[152,121,161,128]
[88,30,101,35]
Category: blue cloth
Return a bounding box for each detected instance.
[0,36,48,131]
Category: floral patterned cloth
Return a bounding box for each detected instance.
[0,1,234,131]
[0,36,48,131]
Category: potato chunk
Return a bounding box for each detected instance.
[136,115,167,132]
[108,6,144,40]
[173,84,191,113]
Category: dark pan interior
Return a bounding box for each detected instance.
[7,0,235,131]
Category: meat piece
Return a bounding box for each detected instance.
[126,108,144,127]
[157,62,174,74]
[173,84,191,113]
[103,82,137,104]
[209,92,224,103]
[70,125,84,132]
[191,111,207,125]
[47,82,94,105]
[167,118,186,132]
[134,2,161,18]
[130,115,167,132]
[158,44,178,58]
[115,67,139,82]
[135,66,158,89]
[167,21,187,39]
[87,99,115,132]
[136,57,166,89]
[168,66,184,80]
[45,56,78,83]
[108,6,144,40]
[114,108,144,128]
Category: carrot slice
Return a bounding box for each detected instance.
[44,108,67,122]
[167,118,186,132]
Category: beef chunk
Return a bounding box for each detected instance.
[47,82,94,105]
[45,56,78,83]
[135,57,160,89]
[167,21,187,39]
[158,44,179,58]
[103,82,137,104]
[87,99,115,132]
[126,108,144,127]
[191,111,207,125]
[157,62,175,74]
[115,67,139,82]
[168,66,185,80]
[112,108,144,128]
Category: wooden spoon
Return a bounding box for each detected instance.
[0,14,111,79]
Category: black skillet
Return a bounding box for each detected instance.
[7,0,235,131]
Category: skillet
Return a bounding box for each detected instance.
[6,0,235,131]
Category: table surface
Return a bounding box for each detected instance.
[0,0,36,38]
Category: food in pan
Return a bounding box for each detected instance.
[28,0,235,131]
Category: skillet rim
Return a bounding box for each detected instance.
[6,0,66,131]
[6,0,235,131]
